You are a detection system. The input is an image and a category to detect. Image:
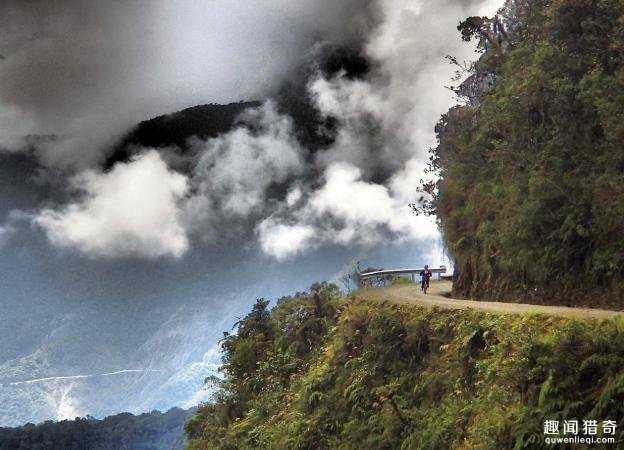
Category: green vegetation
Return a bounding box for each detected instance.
[0,407,192,450]
[391,276,414,286]
[426,0,624,306]
[185,284,624,449]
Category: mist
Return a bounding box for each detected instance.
[0,0,373,168]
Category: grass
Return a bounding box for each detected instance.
[391,276,414,286]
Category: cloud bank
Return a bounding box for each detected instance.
[36,151,189,258]
[0,0,372,168]
[255,0,503,261]
[4,0,504,261]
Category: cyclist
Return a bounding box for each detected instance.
[420,265,433,294]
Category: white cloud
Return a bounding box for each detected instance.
[257,218,316,261]
[191,102,304,218]
[252,0,501,260]
[254,161,438,260]
[29,103,308,259]
[286,187,303,207]
[310,163,397,240]
[309,0,496,178]
[35,151,190,259]
[310,162,437,244]
[218,0,501,260]
[479,0,504,15]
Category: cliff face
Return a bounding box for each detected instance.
[185,284,624,449]
[429,0,624,306]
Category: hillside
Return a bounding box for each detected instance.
[105,101,261,167]
[426,0,624,307]
[0,407,193,450]
[184,282,624,448]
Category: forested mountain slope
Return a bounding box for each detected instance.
[105,102,261,167]
[427,0,624,307]
[185,283,624,448]
[0,407,193,450]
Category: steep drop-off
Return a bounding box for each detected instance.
[185,283,624,449]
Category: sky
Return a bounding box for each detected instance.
[0,0,504,425]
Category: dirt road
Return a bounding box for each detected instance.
[354,281,624,319]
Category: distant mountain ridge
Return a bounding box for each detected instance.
[0,407,194,450]
[105,101,261,168]
[105,45,372,170]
